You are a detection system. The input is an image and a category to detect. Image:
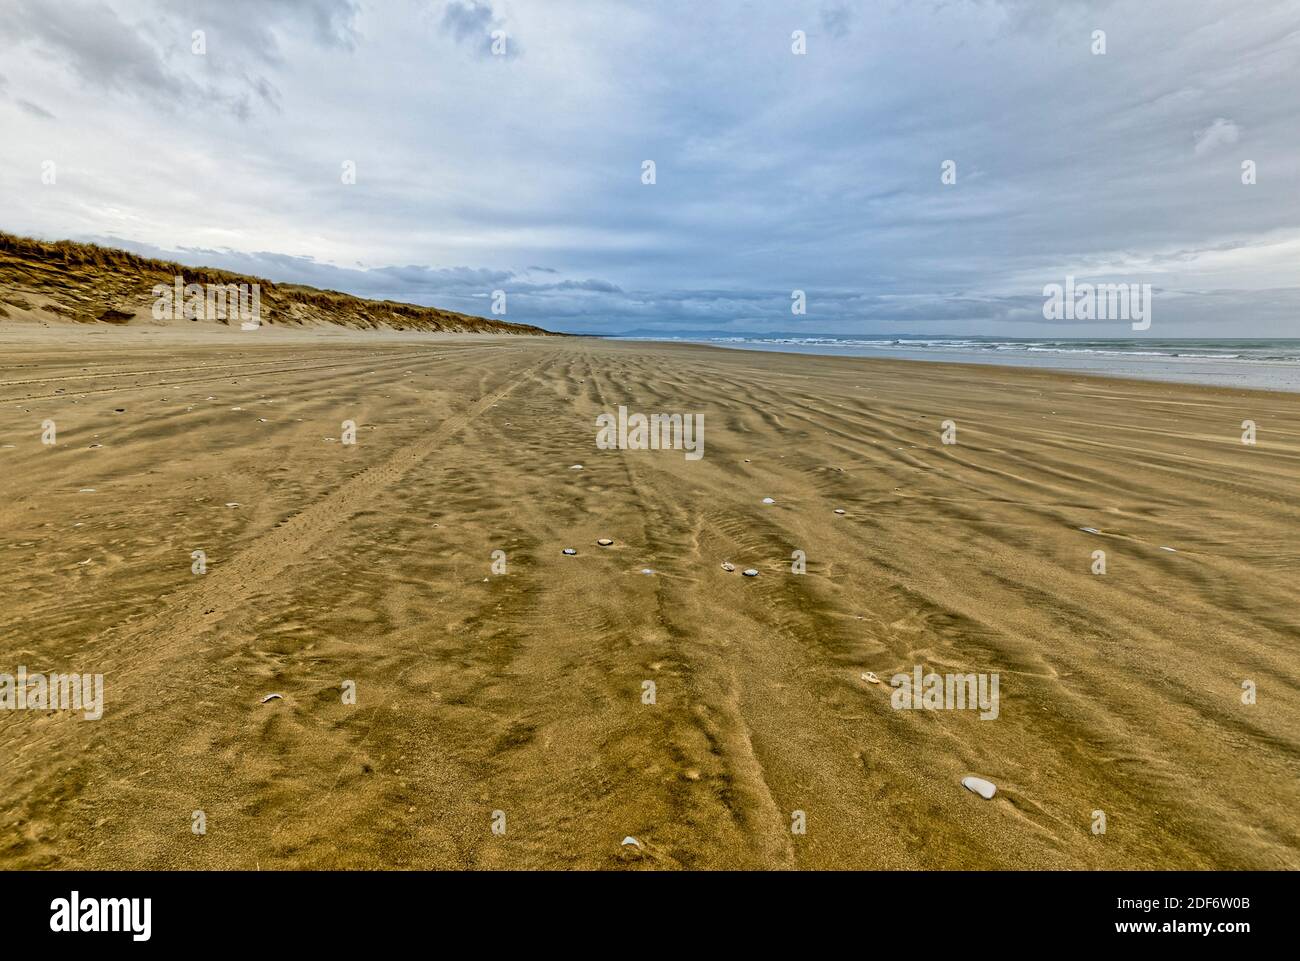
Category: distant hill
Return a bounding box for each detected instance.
[0,231,556,335]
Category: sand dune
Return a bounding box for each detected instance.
[0,330,1296,869]
[0,232,554,335]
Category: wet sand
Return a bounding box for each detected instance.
[1,329,1297,869]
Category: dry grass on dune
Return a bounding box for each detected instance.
[0,230,556,335]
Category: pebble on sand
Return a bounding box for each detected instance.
[742,568,759,577]
[721,562,736,572]
[962,776,997,799]
[596,538,614,546]
[562,548,577,555]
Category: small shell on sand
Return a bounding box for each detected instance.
[261,693,283,704]
[621,836,641,848]
[596,538,614,546]
[834,508,846,515]
[761,497,775,504]
[962,776,997,799]
[721,562,736,572]
[742,568,759,577]
[569,464,583,470]
[861,671,880,684]
[1160,546,1177,552]
[1079,527,1101,534]
[562,548,577,555]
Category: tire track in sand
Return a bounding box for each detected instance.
[0,354,540,762]
[579,347,797,869]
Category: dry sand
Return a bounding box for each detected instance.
[1,327,1297,869]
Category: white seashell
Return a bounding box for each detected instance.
[225,502,240,508]
[1160,546,1177,552]
[721,562,736,572]
[1079,527,1101,534]
[621,836,641,848]
[742,568,759,577]
[861,672,879,684]
[962,776,997,799]
[640,568,655,575]
[834,508,846,514]
[261,693,283,704]
[562,548,577,555]
[569,464,583,470]
[596,538,614,546]
[762,497,775,504]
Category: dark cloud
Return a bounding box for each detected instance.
[0,0,357,119]
[439,0,519,58]
[441,1,495,43]
[86,235,1299,337]
[15,98,55,119]
[819,5,853,38]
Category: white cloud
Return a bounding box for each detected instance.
[1193,117,1241,156]
[1,0,1297,335]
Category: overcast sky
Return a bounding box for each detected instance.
[2,0,1298,335]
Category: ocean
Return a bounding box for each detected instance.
[626,336,1300,392]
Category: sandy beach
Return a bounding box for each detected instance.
[1,329,1296,870]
